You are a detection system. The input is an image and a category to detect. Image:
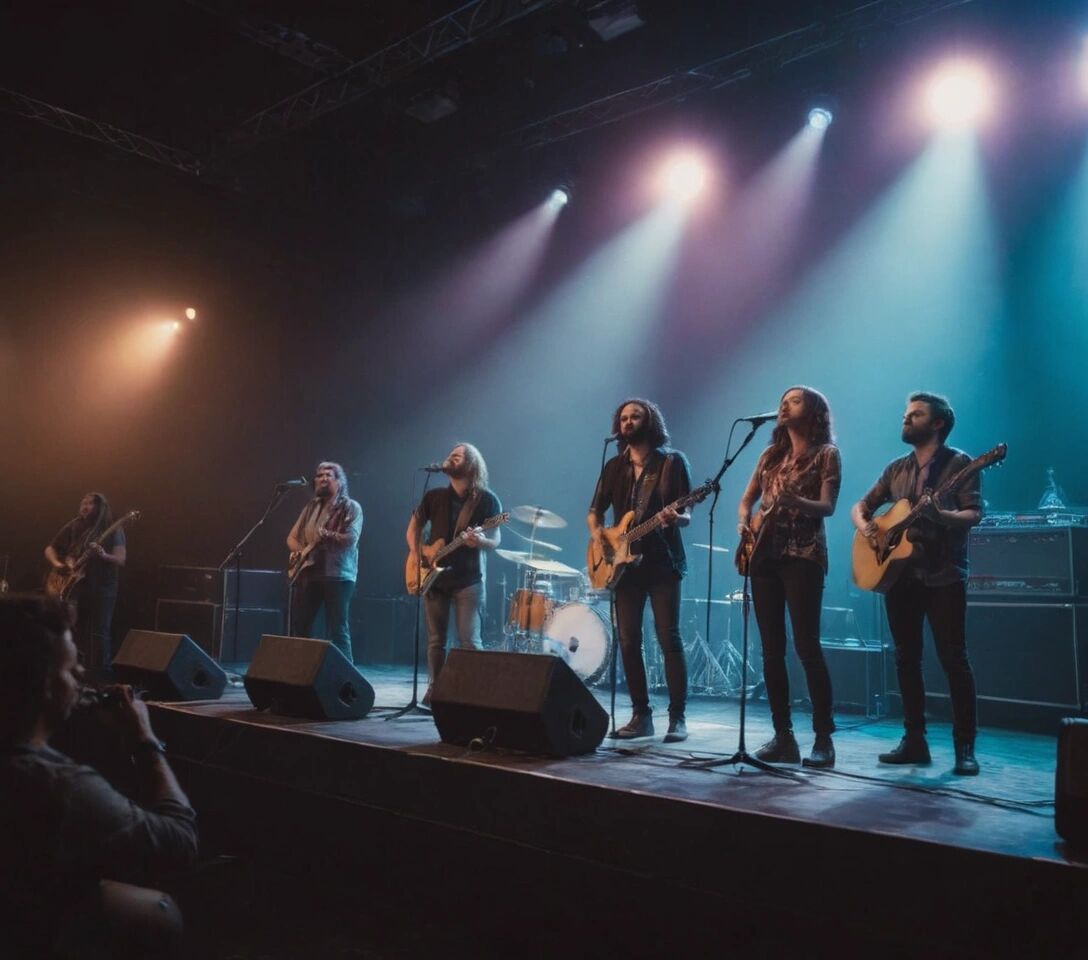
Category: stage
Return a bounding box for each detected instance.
[149,665,1087,959]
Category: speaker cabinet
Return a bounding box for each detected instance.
[1056,718,1088,849]
[220,608,286,663]
[243,635,374,720]
[155,600,220,657]
[789,640,886,716]
[113,630,227,702]
[430,650,608,757]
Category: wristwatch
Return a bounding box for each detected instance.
[131,738,167,760]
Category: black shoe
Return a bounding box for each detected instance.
[754,731,801,763]
[663,718,688,743]
[802,735,835,769]
[613,713,654,739]
[954,740,979,776]
[878,734,931,765]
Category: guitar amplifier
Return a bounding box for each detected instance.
[155,599,221,658]
[158,566,289,609]
[967,526,1088,600]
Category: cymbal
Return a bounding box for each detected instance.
[506,527,562,552]
[510,504,568,529]
[495,550,581,576]
[692,543,730,554]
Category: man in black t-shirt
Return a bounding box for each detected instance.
[588,399,692,743]
[44,493,126,678]
[405,443,502,704]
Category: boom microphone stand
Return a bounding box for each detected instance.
[218,483,297,662]
[388,470,433,721]
[691,419,798,779]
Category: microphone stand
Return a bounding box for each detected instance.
[388,470,434,721]
[593,436,622,738]
[218,484,296,663]
[690,419,798,779]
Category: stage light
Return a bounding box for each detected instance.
[922,59,996,130]
[184,307,197,321]
[658,150,709,204]
[170,320,182,332]
[808,107,833,130]
[548,186,571,209]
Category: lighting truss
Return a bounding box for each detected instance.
[512,0,979,150]
[0,86,202,177]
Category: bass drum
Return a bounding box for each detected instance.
[541,602,612,686]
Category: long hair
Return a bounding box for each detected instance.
[78,492,113,545]
[611,398,671,452]
[315,462,350,506]
[453,442,489,496]
[0,595,72,741]
[762,385,835,473]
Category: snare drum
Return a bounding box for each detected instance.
[507,587,554,633]
[541,602,612,685]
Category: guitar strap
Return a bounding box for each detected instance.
[632,455,663,524]
[452,490,482,538]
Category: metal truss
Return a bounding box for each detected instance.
[512,0,979,150]
[0,87,203,177]
[185,1,354,76]
[231,0,567,147]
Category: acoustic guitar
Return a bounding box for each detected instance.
[851,443,1007,593]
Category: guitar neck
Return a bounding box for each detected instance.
[623,488,706,544]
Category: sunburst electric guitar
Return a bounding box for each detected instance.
[851,443,1007,593]
[587,482,713,590]
[405,512,510,596]
[45,510,141,601]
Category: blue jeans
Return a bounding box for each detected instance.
[424,581,484,683]
[291,577,355,663]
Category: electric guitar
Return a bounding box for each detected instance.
[587,482,713,590]
[405,512,510,596]
[735,494,783,578]
[851,443,1007,593]
[287,536,324,585]
[44,510,141,601]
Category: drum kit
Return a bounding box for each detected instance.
[496,505,613,685]
[496,507,748,694]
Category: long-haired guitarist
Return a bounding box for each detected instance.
[587,399,692,743]
[405,443,502,705]
[286,462,363,663]
[850,392,981,775]
[737,386,841,769]
[44,492,126,677]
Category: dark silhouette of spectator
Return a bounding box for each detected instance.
[0,595,198,958]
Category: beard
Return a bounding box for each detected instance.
[623,421,650,446]
[901,424,933,445]
[445,460,469,480]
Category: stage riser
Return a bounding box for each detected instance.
[148,704,1087,956]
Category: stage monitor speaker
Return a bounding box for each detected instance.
[1056,718,1088,849]
[113,630,227,702]
[430,649,608,757]
[243,635,374,720]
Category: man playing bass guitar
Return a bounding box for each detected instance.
[588,399,692,743]
[850,392,982,775]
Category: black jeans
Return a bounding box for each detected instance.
[751,557,834,736]
[884,576,977,743]
[291,577,356,663]
[72,585,117,679]
[613,562,687,718]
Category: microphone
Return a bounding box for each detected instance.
[276,477,309,488]
[738,411,779,427]
[604,434,619,443]
[419,462,447,473]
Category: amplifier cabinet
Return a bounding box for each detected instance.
[158,566,288,609]
[789,640,886,717]
[921,602,1086,712]
[155,599,221,658]
[968,526,1088,600]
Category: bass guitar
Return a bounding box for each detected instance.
[587,482,713,590]
[851,443,1007,593]
[405,512,510,596]
[45,510,141,601]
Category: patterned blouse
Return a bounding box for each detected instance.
[750,443,841,574]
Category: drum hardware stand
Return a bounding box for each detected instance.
[694,418,799,779]
[686,627,734,696]
[219,482,297,661]
[388,471,434,721]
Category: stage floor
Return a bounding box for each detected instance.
[165,664,1073,866]
[149,664,1087,958]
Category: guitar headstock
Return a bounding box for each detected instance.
[124,510,142,522]
[977,443,1008,468]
